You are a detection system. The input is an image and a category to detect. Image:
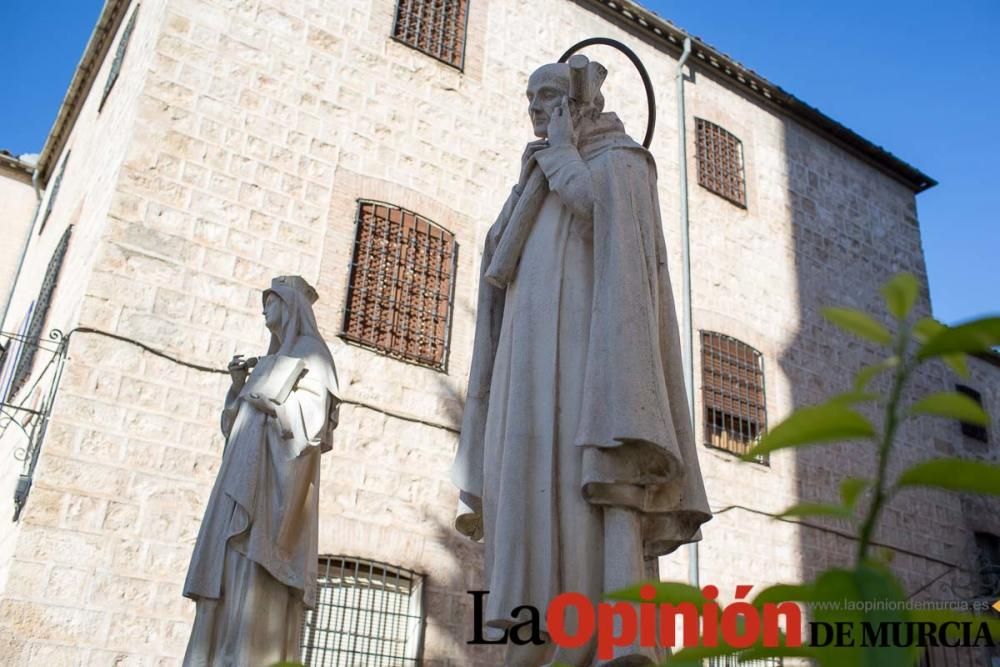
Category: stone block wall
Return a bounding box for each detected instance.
[0,0,993,664]
[0,163,37,307]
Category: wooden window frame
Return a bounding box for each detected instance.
[695,117,747,208]
[391,0,470,71]
[701,331,768,464]
[341,200,457,372]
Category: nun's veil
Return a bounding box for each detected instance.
[261,277,340,447]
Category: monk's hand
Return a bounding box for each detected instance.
[517,139,547,190]
[547,96,574,147]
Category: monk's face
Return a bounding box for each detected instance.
[526,64,570,138]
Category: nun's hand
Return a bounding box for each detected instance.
[228,355,250,389]
[245,392,277,417]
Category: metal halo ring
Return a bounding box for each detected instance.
[558,37,656,149]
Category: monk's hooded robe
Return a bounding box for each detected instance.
[451,112,712,634]
[182,282,339,666]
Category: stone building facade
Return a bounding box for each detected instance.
[0,0,995,665]
[0,151,38,321]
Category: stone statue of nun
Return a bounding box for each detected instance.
[182,275,339,666]
[451,57,712,665]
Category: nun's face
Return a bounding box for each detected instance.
[263,293,284,331]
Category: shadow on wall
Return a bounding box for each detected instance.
[776,118,995,666]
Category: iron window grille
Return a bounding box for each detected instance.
[920,645,994,667]
[99,4,140,112]
[39,151,70,233]
[0,307,34,405]
[701,331,767,463]
[6,227,72,401]
[391,0,470,70]
[974,532,1000,600]
[695,118,747,208]
[301,556,424,667]
[955,384,989,442]
[709,657,782,667]
[342,200,457,372]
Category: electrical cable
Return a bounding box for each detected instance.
[62,327,461,433]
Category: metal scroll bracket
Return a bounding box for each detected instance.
[0,329,70,521]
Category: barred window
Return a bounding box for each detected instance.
[975,532,1000,599]
[6,227,72,400]
[695,118,746,207]
[40,151,70,233]
[301,556,424,666]
[392,0,469,70]
[99,5,140,112]
[0,308,34,404]
[920,645,996,667]
[342,200,457,371]
[701,331,767,463]
[955,384,989,443]
[709,657,782,667]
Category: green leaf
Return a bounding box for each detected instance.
[913,318,976,376]
[880,272,919,320]
[896,458,1000,495]
[829,391,880,405]
[605,581,706,606]
[909,391,989,425]
[746,402,877,459]
[912,316,944,343]
[777,502,852,520]
[822,307,894,345]
[943,353,971,378]
[853,357,898,391]
[751,582,819,606]
[806,565,920,667]
[839,477,869,509]
[918,317,1000,358]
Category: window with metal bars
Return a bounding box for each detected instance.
[342,200,457,371]
[975,532,1000,600]
[392,0,469,70]
[955,384,989,442]
[701,331,767,463]
[40,151,70,233]
[99,4,140,112]
[695,118,747,208]
[300,556,424,667]
[920,645,991,667]
[709,656,782,667]
[6,227,72,401]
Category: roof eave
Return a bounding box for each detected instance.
[0,152,36,176]
[35,0,131,185]
[579,0,937,193]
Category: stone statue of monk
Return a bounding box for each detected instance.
[182,275,339,666]
[452,57,712,666]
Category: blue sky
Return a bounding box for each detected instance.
[1,1,996,324]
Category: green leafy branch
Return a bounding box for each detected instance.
[745,273,1000,565]
[612,273,1000,666]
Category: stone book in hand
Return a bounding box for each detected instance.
[238,355,306,406]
